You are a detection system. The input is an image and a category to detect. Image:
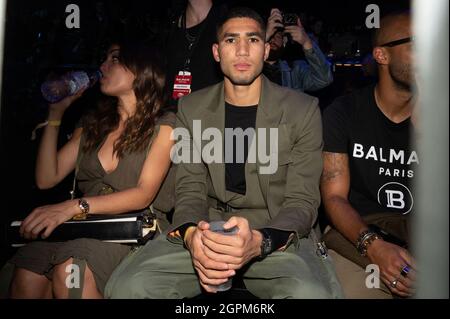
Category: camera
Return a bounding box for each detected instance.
[282,13,298,26]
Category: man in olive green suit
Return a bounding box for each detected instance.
[105,7,342,299]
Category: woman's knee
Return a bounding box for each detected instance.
[10,267,51,298]
[52,258,74,298]
[52,258,101,299]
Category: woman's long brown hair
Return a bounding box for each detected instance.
[83,41,167,157]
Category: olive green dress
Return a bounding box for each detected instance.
[2,112,176,296]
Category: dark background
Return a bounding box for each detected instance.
[0,0,409,265]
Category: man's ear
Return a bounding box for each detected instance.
[212,43,220,62]
[263,42,270,61]
[373,47,389,65]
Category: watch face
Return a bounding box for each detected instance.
[79,199,89,213]
[259,230,273,258]
[262,237,273,255]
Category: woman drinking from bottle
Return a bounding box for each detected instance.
[2,40,175,299]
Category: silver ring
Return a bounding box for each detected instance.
[390,278,399,289]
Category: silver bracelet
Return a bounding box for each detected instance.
[356,230,380,256]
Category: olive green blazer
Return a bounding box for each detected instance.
[170,75,323,239]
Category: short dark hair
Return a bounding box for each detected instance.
[216,7,266,42]
[372,10,411,47]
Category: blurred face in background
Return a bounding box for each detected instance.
[267,30,285,61]
[99,45,136,97]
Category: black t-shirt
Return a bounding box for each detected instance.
[165,5,224,108]
[323,85,418,216]
[225,102,258,195]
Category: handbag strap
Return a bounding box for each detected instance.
[70,132,85,200]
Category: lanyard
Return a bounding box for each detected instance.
[181,7,211,71]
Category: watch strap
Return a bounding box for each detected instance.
[73,198,90,220]
[258,228,273,260]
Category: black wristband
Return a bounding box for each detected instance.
[261,228,291,251]
[177,223,197,241]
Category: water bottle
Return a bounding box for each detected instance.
[41,70,102,103]
[208,221,239,292]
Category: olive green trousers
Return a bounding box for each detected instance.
[105,232,343,299]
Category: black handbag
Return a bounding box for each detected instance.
[7,209,157,247]
[8,133,159,247]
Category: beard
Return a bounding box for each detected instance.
[389,62,416,92]
[226,71,262,86]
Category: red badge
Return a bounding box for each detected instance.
[172,71,192,100]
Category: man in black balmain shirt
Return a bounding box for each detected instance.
[321,11,417,299]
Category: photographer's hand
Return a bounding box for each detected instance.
[284,18,313,50]
[266,8,284,42]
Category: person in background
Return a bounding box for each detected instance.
[164,0,227,108]
[263,8,333,92]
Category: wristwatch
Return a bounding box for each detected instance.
[73,198,90,220]
[258,229,273,260]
